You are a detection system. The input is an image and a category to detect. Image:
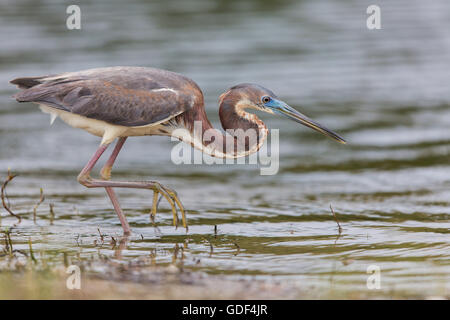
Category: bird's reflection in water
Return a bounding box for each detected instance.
[113,236,128,260]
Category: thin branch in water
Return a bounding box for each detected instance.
[202,237,214,257]
[209,240,213,257]
[63,252,69,268]
[149,248,156,265]
[6,230,12,255]
[333,232,342,247]
[1,169,21,223]
[97,228,104,245]
[233,242,240,256]
[110,236,116,249]
[10,249,28,257]
[49,203,55,225]
[330,204,343,234]
[150,213,162,236]
[172,243,180,263]
[180,245,185,262]
[3,231,10,255]
[3,228,13,257]
[28,237,37,263]
[33,188,45,224]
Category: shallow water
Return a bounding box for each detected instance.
[0,0,449,298]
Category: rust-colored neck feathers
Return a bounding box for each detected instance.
[175,88,268,159]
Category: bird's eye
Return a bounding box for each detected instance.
[262,96,271,104]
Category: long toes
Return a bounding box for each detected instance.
[162,187,187,230]
[154,193,163,212]
[148,182,186,230]
[151,191,159,216]
[159,188,179,227]
[150,193,163,223]
[150,191,177,227]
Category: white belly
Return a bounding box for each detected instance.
[39,105,169,144]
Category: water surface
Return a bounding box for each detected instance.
[0,0,449,298]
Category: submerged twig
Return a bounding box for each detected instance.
[97,228,104,245]
[2,235,8,254]
[3,228,13,256]
[1,170,21,223]
[172,243,180,263]
[149,248,156,265]
[233,242,240,256]
[28,237,37,263]
[0,228,26,257]
[150,213,162,236]
[110,236,117,249]
[33,188,45,223]
[63,252,69,268]
[202,238,214,257]
[49,203,55,225]
[330,204,343,234]
[333,232,342,247]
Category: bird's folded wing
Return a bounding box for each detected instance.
[11,72,194,127]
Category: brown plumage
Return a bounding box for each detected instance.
[11,66,202,127]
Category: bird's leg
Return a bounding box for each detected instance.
[81,177,183,228]
[77,143,109,183]
[101,137,164,222]
[77,141,188,230]
[100,137,127,180]
[100,138,131,235]
[77,141,131,235]
[99,137,177,229]
[105,187,131,235]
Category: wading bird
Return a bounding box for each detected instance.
[10,67,345,235]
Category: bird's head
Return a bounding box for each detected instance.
[219,83,346,144]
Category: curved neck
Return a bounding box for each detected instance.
[173,96,268,159]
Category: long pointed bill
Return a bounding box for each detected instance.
[270,99,346,144]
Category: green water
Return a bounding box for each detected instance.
[0,0,449,298]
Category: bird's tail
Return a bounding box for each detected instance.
[9,74,60,102]
[10,76,48,89]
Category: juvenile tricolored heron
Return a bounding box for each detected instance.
[10,66,345,235]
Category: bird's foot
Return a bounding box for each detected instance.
[77,173,188,231]
[150,182,188,231]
